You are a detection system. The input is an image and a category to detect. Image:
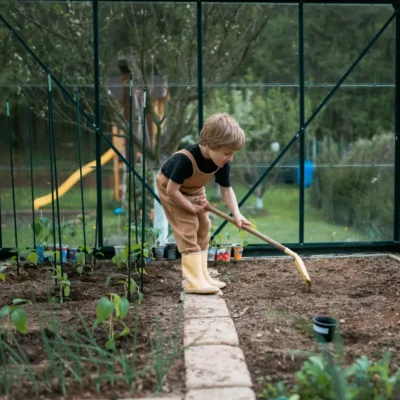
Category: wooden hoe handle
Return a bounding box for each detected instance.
[206,203,287,253]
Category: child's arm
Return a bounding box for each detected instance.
[166,180,208,214]
[220,186,251,229]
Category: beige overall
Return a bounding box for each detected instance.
[156,149,217,254]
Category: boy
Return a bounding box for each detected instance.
[156,113,251,294]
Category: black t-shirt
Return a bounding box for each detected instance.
[161,144,231,187]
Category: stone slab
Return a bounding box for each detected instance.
[182,294,230,319]
[184,317,239,347]
[122,398,181,400]
[186,387,255,400]
[185,345,252,389]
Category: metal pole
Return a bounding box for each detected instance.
[197,0,204,132]
[48,75,64,273]
[76,91,87,263]
[127,78,133,302]
[299,2,305,245]
[93,0,103,248]
[211,11,396,240]
[130,75,139,244]
[28,107,36,248]
[394,1,400,244]
[6,100,19,275]
[140,89,147,294]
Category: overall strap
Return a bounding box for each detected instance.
[176,149,200,173]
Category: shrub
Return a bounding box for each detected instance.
[309,134,394,240]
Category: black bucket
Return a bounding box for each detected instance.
[312,316,338,343]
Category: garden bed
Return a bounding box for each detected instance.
[218,255,400,397]
[0,260,185,400]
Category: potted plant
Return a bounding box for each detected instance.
[232,230,250,261]
[60,219,79,262]
[148,227,164,261]
[215,232,232,263]
[31,216,50,263]
[69,214,86,262]
[208,227,218,261]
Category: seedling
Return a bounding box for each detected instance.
[0,298,31,344]
[31,216,50,246]
[147,227,161,248]
[78,245,104,267]
[50,265,71,304]
[105,273,143,302]
[112,244,141,270]
[93,293,131,350]
[10,247,39,267]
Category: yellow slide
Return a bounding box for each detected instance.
[34,148,115,210]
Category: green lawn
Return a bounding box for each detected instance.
[0,184,370,249]
[206,184,369,244]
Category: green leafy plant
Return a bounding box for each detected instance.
[78,245,104,267]
[0,298,31,343]
[147,227,161,248]
[60,219,78,245]
[50,265,71,304]
[0,273,5,281]
[112,244,141,269]
[263,348,400,400]
[31,216,50,246]
[93,293,131,350]
[10,247,39,267]
[212,231,231,248]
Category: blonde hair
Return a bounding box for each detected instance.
[199,113,245,150]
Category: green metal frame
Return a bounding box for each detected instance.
[0,1,398,258]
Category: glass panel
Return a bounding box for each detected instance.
[204,87,300,244]
[1,1,94,85]
[99,2,198,247]
[203,3,298,85]
[305,86,395,243]
[305,4,394,108]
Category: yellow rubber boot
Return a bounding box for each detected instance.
[201,250,226,289]
[182,252,220,294]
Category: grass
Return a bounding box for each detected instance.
[206,184,370,244]
[0,184,370,249]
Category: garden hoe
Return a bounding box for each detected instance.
[206,203,311,288]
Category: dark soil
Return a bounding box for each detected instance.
[0,260,185,400]
[218,255,400,397]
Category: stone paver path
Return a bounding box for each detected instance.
[182,293,255,400]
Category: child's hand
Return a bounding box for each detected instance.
[234,213,251,229]
[191,198,208,214]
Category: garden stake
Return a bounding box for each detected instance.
[205,203,311,287]
[28,107,36,249]
[76,91,88,264]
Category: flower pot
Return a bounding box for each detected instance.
[232,244,244,260]
[216,246,231,263]
[154,246,165,261]
[36,244,46,263]
[114,245,125,257]
[312,316,338,343]
[166,243,177,261]
[69,247,79,262]
[207,247,217,262]
[48,244,68,263]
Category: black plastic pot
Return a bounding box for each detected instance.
[154,246,165,261]
[166,243,177,261]
[312,316,338,343]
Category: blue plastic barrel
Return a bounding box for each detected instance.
[296,160,314,187]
